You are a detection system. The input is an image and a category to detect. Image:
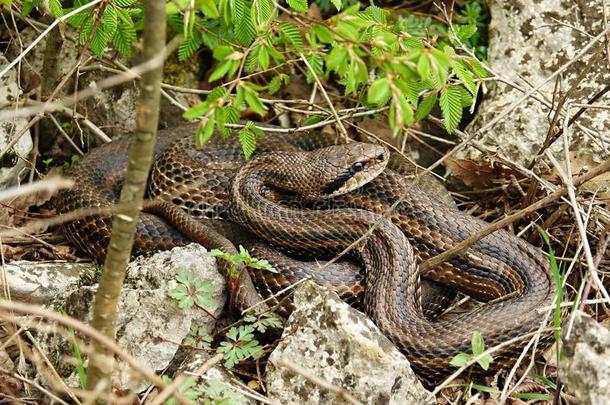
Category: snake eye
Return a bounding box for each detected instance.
[351,162,365,173]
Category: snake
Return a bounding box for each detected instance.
[56,123,555,381]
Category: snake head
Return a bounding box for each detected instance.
[312,143,389,199]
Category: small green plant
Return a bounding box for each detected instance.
[163,376,248,405]
[169,269,215,309]
[535,225,565,368]
[210,245,277,281]
[243,312,283,333]
[450,331,494,371]
[218,324,264,368]
[184,323,214,349]
[65,318,87,389]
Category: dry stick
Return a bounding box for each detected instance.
[278,361,365,405]
[0,0,103,78]
[299,53,349,140]
[0,177,73,202]
[420,157,610,279]
[85,0,167,393]
[578,226,610,311]
[0,302,191,404]
[0,37,182,121]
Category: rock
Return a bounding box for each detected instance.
[560,311,610,404]
[265,282,431,405]
[0,55,33,189]
[461,0,609,167]
[36,244,224,392]
[0,261,92,304]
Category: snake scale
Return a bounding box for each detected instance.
[56,124,555,381]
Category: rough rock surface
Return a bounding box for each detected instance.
[0,54,33,189]
[461,0,609,167]
[560,311,610,405]
[41,244,224,391]
[266,282,431,405]
[1,261,93,304]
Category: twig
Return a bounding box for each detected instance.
[277,360,365,405]
[0,0,103,78]
[420,156,610,275]
[0,177,73,202]
[299,53,349,140]
[0,301,191,404]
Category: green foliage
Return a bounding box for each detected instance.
[61,312,87,389]
[169,269,215,309]
[450,331,494,371]
[210,245,277,280]
[536,225,565,368]
[243,312,283,333]
[184,323,214,349]
[218,325,264,368]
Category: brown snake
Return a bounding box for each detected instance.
[56,124,555,381]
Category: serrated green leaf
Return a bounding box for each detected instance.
[450,353,471,368]
[235,6,255,45]
[286,0,307,13]
[467,57,488,79]
[278,21,304,50]
[90,26,109,57]
[112,0,137,6]
[183,102,210,120]
[439,86,462,133]
[452,58,476,96]
[48,0,63,17]
[112,19,136,57]
[415,93,437,121]
[330,0,342,11]
[252,0,273,27]
[238,126,257,159]
[103,5,118,37]
[367,77,391,106]
[178,32,203,61]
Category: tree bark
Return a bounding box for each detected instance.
[85,0,166,394]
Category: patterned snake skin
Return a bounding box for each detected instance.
[56,124,555,381]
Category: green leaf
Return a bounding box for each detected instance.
[235,5,255,45]
[367,78,391,106]
[112,0,137,6]
[286,0,307,13]
[471,331,485,355]
[183,102,210,120]
[199,0,219,18]
[195,118,216,147]
[450,353,471,368]
[439,86,462,133]
[417,53,431,80]
[90,26,109,57]
[330,0,342,11]
[452,58,476,96]
[238,122,262,159]
[477,353,494,371]
[178,32,203,61]
[415,93,437,121]
[511,393,554,401]
[208,60,234,82]
[252,0,273,27]
[467,57,488,79]
[103,5,118,37]
[471,384,501,394]
[278,21,304,50]
[313,24,333,43]
[243,88,267,116]
[48,0,63,17]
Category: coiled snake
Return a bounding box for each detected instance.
[56,124,554,381]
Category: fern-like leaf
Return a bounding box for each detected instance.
[439,86,463,133]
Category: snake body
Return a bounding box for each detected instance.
[56,124,555,381]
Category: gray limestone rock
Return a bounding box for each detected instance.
[461,0,609,167]
[0,55,33,189]
[560,311,610,405]
[265,282,431,405]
